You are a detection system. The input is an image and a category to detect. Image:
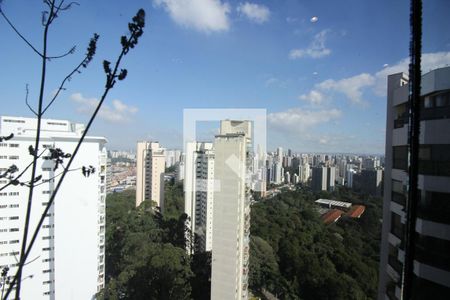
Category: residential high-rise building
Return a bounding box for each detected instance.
[327,166,336,192]
[378,67,450,299]
[211,120,251,300]
[311,166,334,192]
[135,141,165,210]
[299,162,311,183]
[311,166,327,192]
[184,142,215,253]
[0,116,106,299]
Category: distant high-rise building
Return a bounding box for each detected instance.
[327,166,336,192]
[378,67,450,299]
[211,120,251,300]
[0,116,106,299]
[299,163,311,183]
[311,166,327,192]
[346,168,357,188]
[311,166,335,192]
[276,147,283,164]
[293,173,299,185]
[136,141,165,210]
[274,162,283,184]
[184,142,215,253]
[284,171,291,184]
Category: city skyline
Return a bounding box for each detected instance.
[2,1,450,153]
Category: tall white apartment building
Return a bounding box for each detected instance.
[211,120,251,300]
[299,162,311,183]
[0,116,106,300]
[378,67,450,299]
[184,142,215,253]
[136,141,165,211]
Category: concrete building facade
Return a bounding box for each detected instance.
[0,116,106,300]
[184,142,215,253]
[378,67,450,299]
[211,120,251,300]
[135,141,165,210]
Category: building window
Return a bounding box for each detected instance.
[9,144,19,148]
[9,228,19,232]
[8,156,19,160]
[392,146,408,171]
[417,190,450,224]
[411,274,450,299]
[415,233,450,272]
[9,204,19,208]
[390,212,404,240]
[418,145,450,176]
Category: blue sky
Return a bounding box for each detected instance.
[1,0,450,154]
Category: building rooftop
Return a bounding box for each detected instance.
[346,205,366,218]
[321,209,344,225]
[315,198,352,209]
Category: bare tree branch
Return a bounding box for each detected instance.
[0,9,43,58]
[24,84,38,116]
[46,45,76,60]
[42,34,99,114]
[0,149,47,192]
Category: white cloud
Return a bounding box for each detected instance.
[296,51,450,107]
[310,16,318,23]
[153,0,231,33]
[317,73,375,105]
[237,2,270,24]
[71,93,138,123]
[268,108,341,133]
[265,77,289,88]
[289,30,331,59]
[299,90,326,105]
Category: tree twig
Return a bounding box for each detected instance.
[24,84,38,116]
[0,9,43,58]
[0,149,47,192]
[42,34,99,114]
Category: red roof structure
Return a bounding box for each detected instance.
[346,205,366,218]
[321,209,344,225]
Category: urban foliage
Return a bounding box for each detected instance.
[250,188,382,300]
[102,183,211,300]
[103,183,382,300]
